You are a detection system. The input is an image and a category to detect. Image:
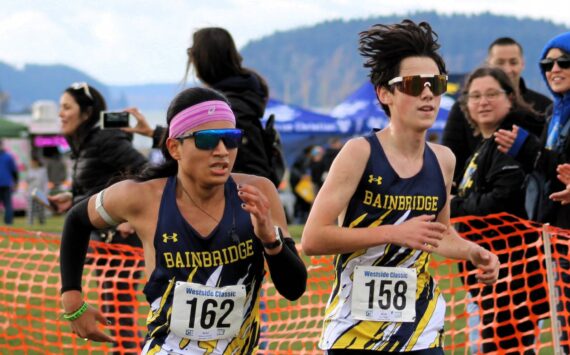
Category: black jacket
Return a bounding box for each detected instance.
[516,105,570,228]
[451,112,528,219]
[442,78,552,187]
[212,74,272,180]
[67,126,147,204]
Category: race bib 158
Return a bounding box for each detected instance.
[352,266,417,323]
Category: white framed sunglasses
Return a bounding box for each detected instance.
[70,82,93,101]
[387,74,448,96]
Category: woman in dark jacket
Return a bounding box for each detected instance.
[452,67,543,354]
[50,82,147,353]
[50,83,147,209]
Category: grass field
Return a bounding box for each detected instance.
[1,215,559,354]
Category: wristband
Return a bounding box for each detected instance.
[63,302,88,321]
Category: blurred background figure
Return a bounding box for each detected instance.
[26,155,48,225]
[289,145,314,224]
[319,137,344,184]
[0,139,19,225]
[43,147,68,194]
[309,145,325,194]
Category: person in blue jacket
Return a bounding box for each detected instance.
[0,139,19,225]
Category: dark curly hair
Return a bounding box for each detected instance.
[359,19,447,116]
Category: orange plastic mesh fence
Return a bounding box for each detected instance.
[0,213,568,354]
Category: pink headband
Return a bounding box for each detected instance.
[169,100,236,138]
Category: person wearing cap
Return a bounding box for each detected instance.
[58,87,307,354]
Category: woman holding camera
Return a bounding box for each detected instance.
[49,82,147,353]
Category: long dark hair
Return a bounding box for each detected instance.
[135,87,230,181]
[359,19,447,116]
[185,27,245,86]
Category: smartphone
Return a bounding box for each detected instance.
[31,188,56,210]
[100,111,130,129]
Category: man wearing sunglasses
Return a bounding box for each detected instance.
[58,87,307,354]
[302,20,498,355]
[442,37,552,189]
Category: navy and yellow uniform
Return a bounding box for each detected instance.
[141,176,265,354]
[319,133,447,351]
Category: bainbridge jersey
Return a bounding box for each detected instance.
[319,133,448,351]
[141,176,265,354]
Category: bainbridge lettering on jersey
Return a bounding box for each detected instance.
[363,190,439,212]
[163,239,254,269]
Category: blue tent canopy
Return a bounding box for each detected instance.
[330,81,454,136]
[264,98,354,166]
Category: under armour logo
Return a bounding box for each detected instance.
[368,175,382,185]
[162,233,178,243]
[208,106,216,115]
[424,81,431,88]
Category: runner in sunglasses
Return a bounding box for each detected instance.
[58,87,307,354]
[302,19,499,355]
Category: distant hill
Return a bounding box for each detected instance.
[1,12,568,112]
[242,11,569,107]
[0,62,110,113]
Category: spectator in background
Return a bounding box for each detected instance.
[43,147,67,194]
[26,155,49,225]
[495,31,570,353]
[125,27,277,186]
[0,139,18,225]
[289,145,314,224]
[48,82,147,353]
[320,137,344,182]
[451,67,542,354]
[309,145,325,193]
[442,37,552,189]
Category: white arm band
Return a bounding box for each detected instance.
[95,190,120,226]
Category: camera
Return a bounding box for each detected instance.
[100,111,130,129]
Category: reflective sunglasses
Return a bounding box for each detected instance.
[70,82,93,101]
[177,129,243,150]
[540,56,570,72]
[388,74,448,96]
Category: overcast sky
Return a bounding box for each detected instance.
[1,0,569,85]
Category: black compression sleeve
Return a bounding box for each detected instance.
[265,238,307,301]
[60,198,93,293]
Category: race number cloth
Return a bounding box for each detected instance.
[171,282,246,340]
[352,266,417,323]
